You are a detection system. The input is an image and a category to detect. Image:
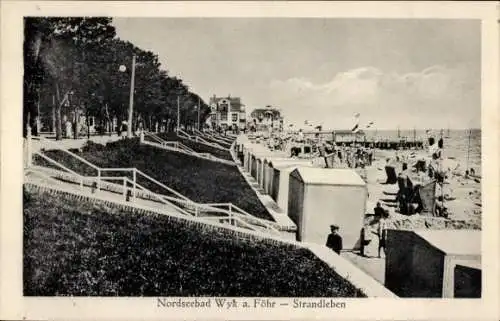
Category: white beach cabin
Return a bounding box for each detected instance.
[262,156,291,194]
[288,167,367,250]
[269,160,314,211]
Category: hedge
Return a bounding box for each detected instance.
[23,188,365,297]
[33,138,273,221]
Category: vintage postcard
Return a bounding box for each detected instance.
[1,1,498,320]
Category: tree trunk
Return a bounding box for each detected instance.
[73,105,78,140]
[85,105,90,140]
[51,96,56,133]
[55,84,62,140]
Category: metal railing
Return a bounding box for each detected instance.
[26,135,279,235]
[142,132,235,165]
[178,129,228,150]
[198,131,232,145]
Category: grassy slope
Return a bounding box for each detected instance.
[34,139,273,221]
[158,132,233,160]
[23,188,365,297]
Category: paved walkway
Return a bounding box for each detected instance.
[341,251,386,284]
[31,134,123,152]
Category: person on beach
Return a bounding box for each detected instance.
[368,144,374,165]
[374,202,386,218]
[427,137,438,177]
[326,225,343,254]
[360,222,372,257]
[377,215,388,258]
[297,129,304,143]
[318,142,329,168]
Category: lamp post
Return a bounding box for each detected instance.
[197,97,201,131]
[119,54,136,138]
[177,96,180,132]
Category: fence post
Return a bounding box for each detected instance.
[133,169,137,201]
[26,126,32,167]
[97,169,101,191]
[123,178,127,201]
[140,130,144,143]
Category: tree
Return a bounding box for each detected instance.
[24,17,116,139]
[25,17,211,140]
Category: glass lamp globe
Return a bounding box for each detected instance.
[118,65,127,72]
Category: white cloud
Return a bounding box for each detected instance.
[268,65,479,130]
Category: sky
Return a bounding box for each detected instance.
[113,18,481,130]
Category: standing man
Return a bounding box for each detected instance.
[377,214,388,258]
[326,225,343,254]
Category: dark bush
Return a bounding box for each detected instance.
[24,188,365,297]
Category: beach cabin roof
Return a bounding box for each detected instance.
[263,156,290,163]
[414,230,481,257]
[270,159,313,169]
[254,150,285,158]
[290,168,366,186]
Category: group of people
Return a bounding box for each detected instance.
[325,203,388,259]
[325,205,388,259]
[359,203,389,258]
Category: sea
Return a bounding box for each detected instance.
[302,129,482,173]
[364,129,482,173]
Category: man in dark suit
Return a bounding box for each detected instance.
[326,225,343,254]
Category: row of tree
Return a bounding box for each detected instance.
[24,17,211,139]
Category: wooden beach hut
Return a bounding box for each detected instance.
[287,168,367,250]
[385,230,481,298]
[269,160,314,210]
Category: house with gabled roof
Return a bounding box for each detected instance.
[207,95,246,130]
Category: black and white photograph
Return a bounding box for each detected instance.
[1,1,499,320]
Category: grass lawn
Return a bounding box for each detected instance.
[158,132,233,161]
[34,139,273,220]
[23,187,365,297]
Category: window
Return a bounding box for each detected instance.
[232,113,238,122]
[220,103,228,112]
[221,113,228,121]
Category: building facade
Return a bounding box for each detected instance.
[249,105,284,132]
[207,95,246,130]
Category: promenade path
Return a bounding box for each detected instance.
[31,133,123,152]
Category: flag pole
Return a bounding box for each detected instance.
[465,128,472,176]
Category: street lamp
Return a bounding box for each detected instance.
[119,54,136,138]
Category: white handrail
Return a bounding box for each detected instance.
[30,136,278,235]
[32,136,100,171]
[100,167,137,172]
[195,137,227,150]
[135,169,189,201]
[34,152,82,179]
[131,180,193,216]
[24,168,63,185]
[142,139,235,166]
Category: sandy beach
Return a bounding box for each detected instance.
[357,147,481,231]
